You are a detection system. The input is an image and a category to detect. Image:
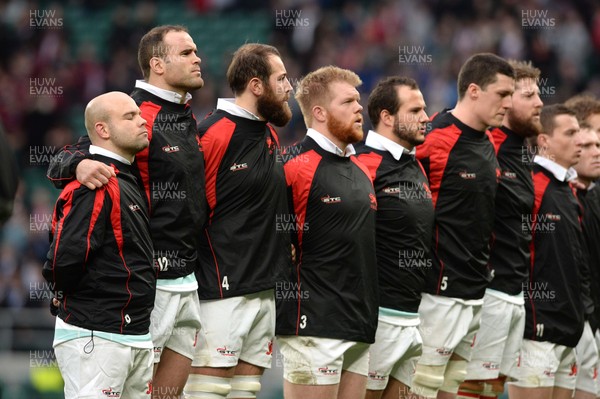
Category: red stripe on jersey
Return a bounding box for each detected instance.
[489,127,507,156]
[137,101,161,213]
[285,149,322,334]
[205,230,224,298]
[417,125,462,208]
[51,187,75,288]
[571,183,584,227]
[85,188,106,264]
[267,124,281,147]
[106,176,133,334]
[202,118,237,222]
[295,260,302,335]
[529,170,551,340]
[285,149,322,249]
[434,225,446,294]
[355,152,383,183]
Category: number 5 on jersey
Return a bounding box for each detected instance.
[440,276,448,291]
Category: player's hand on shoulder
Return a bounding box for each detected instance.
[76,159,116,190]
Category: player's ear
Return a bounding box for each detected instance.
[149,57,164,76]
[313,105,326,123]
[537,132,549,149]
[380,109,393,128]
[467,83,479,100]
[248,77,263,97]
[94,122,110,140]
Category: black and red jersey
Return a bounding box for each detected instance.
[577,186,599,325]
[42,154,155,335]
[487,126,534,295]
[524,161,584,347]
[416,111,499,300]
[275,136,378,343]
[355,139,434,313]
[46,88,207,281]
[196,109,291,299]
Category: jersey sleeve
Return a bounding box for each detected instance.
[416,136,432,179]
[42,182,109,294]
[46,136,92,189]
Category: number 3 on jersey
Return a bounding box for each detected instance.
[222,276,230,291]
[300,315,307,329]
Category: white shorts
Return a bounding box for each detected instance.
[54,337,153,399]
[596,330,600,396]
[465,290,525,380]
[192,289,275,369]
[418,294,483,366]
[151,289,202,363]
[367,316,422,390]
[508,339,577,389]
[277,335,370,385]
[575,321,598,394]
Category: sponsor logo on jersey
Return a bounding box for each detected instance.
[318,366,339,376]
[217,346,237,356]
[502,170,517,179]
[128,204,141,212]
[383,186,401,195]
[321,195,341,204]
[459,171,477,180]
[544,212,561,221]
[162,145,180,153]
[101,388,121,397]
[230,163,248,172]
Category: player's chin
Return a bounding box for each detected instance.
[352,126,364,142]
[189,77,204,90]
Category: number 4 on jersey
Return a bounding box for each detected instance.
[222,276,230,290]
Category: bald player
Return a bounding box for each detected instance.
[43,92,155,399]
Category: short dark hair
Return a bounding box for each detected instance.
[457,53,515,100]
[226,43,281,95]
[367,76,419,127]
[138,25,189,80]
[564,94,600,125]
[540,104,577,136]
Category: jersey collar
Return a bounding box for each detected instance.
[534,155,577,182]
[365,130,415,161]
[306,128,355,157]
[135,80,192,104]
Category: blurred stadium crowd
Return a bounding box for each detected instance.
[0,0,599,396]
